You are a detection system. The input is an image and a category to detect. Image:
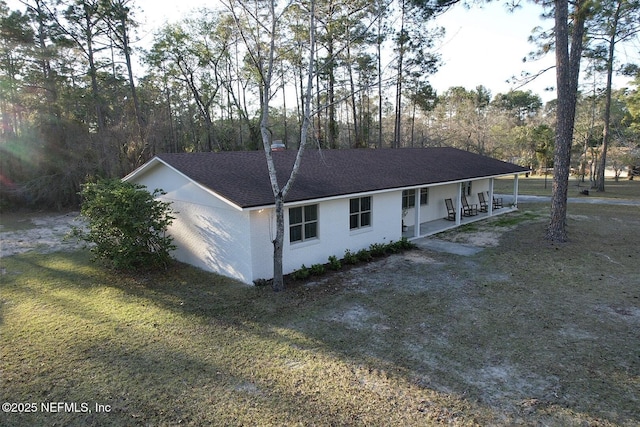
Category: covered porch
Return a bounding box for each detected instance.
[400,173,524,240]
[402,199,518,239]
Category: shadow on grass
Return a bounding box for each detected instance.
[2,204,639,425]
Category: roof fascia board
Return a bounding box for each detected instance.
[124,157,245,212]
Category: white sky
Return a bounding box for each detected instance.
[131,0,559,101]
[6,0,636,103]
[430,2,557,101]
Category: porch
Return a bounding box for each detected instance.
[402,199,518,239]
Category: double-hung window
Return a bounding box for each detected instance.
[420,188,429,205]
[402,190,415,209]
[289,205,318,243]
[462,181,472,196]
[403,189,428,208]
[350,196,372,230]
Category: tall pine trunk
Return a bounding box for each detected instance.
[595,0,623,192]
[546,0,588,242]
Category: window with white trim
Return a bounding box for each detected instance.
[420,188,429,205]
[462,181,472,196]
[402,189,415,209]
[350,196,372,230]
[289,204,318,243]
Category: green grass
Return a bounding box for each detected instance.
[494,175,640,198]
[1,200,640,425]
[1,252,488,426]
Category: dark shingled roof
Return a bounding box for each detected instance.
[154,148,529,208]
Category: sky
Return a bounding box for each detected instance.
[132,0,559,101]
[5,0,635,104]
[130,0,559,101]
[429,2,557,101]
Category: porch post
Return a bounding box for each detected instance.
[488,178,494,215]
[513,174,519,207]
[413,189,421,238]
[456,182,462,225]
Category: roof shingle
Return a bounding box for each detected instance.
[154,147,529,208]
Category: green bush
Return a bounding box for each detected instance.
[343,249,359,265]
[292,265,310,280]
[310,263,326,276]
[73,179,175,270]
[397,237,416,250]
[368,243,387,257]
[356,248,373,262]
[328,255,342,270]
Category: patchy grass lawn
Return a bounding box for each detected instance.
[494,175,640,199]
[1,201,639,426]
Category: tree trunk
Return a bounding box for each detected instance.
[376,2,384,149]
[272,194,285,290]
[327,41,338,149]
[346,35,360,148]
[231,0,315,291]
[595,0,622,192]
[546,0,588,242]
[119,18,146,162]
[393,0,406,149]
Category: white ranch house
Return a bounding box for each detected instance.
[124,148,529,284]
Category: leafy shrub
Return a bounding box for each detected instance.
[292,265,310,280]
[368,243,387,257]
[343,249,359,265]
[310,263,326,276]
[397,237,416,250]
[356,248,372,262]
[328,255,342,270]
[73,179,175,270]
[386,238,416,253]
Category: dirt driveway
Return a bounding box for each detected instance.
[0,211,86,258]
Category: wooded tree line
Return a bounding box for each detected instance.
[1,0,639,210]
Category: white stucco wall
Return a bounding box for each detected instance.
[246,191,404,281]
[249,208,275,282]
[282,191,402,275]
[127,163,254,284]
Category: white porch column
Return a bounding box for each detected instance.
[488,178,494,215]
[513,174,520,207]
[413,189,421,238]
[456,183,462,225]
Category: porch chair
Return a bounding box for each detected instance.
[444,198,456,221]
[493,195,503,209]
[461,195,478,217]
[477,192,489,212]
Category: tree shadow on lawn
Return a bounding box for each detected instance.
[2,204,639,426]
[2,251,502,425]
[105,204,640,426]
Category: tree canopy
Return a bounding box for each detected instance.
[0,0,638,213]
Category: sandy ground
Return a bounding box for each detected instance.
[0,212,87,258]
